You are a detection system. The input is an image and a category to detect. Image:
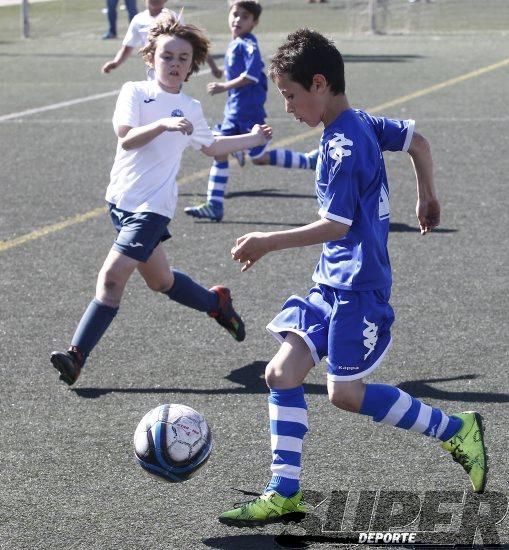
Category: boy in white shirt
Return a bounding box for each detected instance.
[102,0,222,78]
[51,15,272,386]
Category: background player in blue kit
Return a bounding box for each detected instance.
[219,28,488,527]
[50,16,272,386]
[184,0,318,223]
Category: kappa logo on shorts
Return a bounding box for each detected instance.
[363,317,379,360]
[128,242,144,248]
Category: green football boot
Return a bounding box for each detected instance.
[218,490,307,527]
[441,412,488,493]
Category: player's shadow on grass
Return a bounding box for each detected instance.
[389,222,456,233]
[180,189,316,200]
[72,361,327,399]
[342,54,424,63]
[226,190,316,200]
[203,534,276,550]
[398,374,509,403]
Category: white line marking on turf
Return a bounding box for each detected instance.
[0,91,119,122]
[0,68,217,123]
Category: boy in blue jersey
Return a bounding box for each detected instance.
[184,0,318,223]
[219,28,488,527]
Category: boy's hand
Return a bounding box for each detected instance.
[163,117,194,135]
[251,124,273,145]
[416,196,440,235]
[101,61,118,74]
[231,232,271,272]
[211,67,223,79]
[207,82,226,95]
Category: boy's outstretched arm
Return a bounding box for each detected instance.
[407,131,440,235]
[231,218,349,272]
[201,124,272,157]
[101,45,134,74]
[207,75,254,95]
[206,55,223,79]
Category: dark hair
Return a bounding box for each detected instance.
[141,15,210,80]
[229,0,262,21]
[269,28,345,94]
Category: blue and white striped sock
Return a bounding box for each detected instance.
[265,386,308,497]
[206,160,229,205]
[268,149,315,170]
[360,384,462,441]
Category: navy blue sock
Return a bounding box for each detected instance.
[164,270,218,312]
[71,299,118,364]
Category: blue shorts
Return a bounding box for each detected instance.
[108,203,171,263]
[266,284,395,381]
[214,117,268,159]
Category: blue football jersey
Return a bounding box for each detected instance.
[223,33,267,122]
[313,109,415,291]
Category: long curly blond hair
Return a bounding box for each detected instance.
[140,14,210,81]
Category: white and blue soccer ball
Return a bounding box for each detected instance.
[133,404,212,482]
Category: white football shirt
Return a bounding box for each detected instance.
[122,8,181,48]
[106,80,215,218]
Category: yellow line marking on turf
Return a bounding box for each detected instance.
[2,57,509,254]
[0,207,106,252]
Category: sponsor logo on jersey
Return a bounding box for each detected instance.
[328,132,353,170]
[143,98,156,103]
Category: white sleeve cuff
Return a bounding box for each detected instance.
[402,119,415,152]
[319,207,352,226]
[241,71,259,83]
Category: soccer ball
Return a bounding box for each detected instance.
[133,403,212,482]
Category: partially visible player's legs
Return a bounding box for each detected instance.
[123,0,137,22]
[252,149,319,170]
[103,0,118,38]
[50,249,137,385]
[219,333,312,527]
[328,380,488,493]
[137,244,245,341]
[184,155,227,222]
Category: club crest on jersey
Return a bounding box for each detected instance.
[245,38,256,55]
[171,109,184,117]
[328,133,353,170]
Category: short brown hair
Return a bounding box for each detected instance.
[229,1,262,21]
[140,15,210,80]
[269,28,345,94]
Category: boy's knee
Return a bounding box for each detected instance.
[252,154,268,166]
[265,361,289,389]
[328,384,364,413]
[148,281,171,293]
[99,269,122,293]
